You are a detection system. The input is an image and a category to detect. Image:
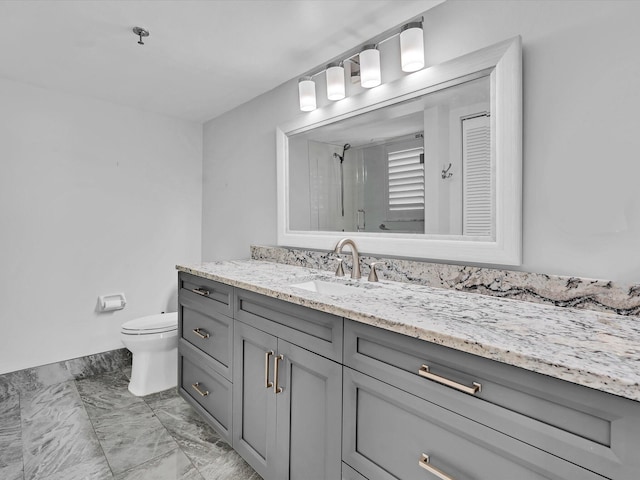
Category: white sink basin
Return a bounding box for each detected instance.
[290,279,361,296]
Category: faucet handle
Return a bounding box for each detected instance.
[368,262,384,282]
[335,258,345,277]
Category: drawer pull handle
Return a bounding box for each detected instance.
[418,454,455,480]
[273,354,284,394]
[265,350,274,388]
[418,365,481,395]
[192,328,210,339]
[191,382,209,397]
[191,287,210,297]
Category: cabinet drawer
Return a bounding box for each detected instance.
[179,272,234,318]
[344,320,640,479]
[179,342,233,444]
[180,295,233,380]
[235,289,343,362]
[343,368,605,480]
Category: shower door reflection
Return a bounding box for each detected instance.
[293,134,426,234]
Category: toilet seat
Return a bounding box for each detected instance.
[121,313,177,336]
[121,326,177,335]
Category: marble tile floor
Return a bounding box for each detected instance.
[0,369,261,480]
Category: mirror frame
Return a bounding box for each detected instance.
[276,36,522,265]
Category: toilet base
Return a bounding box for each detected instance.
[128,347,177,396]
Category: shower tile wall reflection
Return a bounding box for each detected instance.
[0,355,261,480]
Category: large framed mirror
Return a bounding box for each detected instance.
[277,37,521,265]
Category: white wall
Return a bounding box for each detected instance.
[202,89,297,260]
[424,0,640,282]
[202,0,640,283]
[0,78,202,374]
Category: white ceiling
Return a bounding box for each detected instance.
[0,0,444,123]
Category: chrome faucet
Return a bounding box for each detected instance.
[333,238,361,279]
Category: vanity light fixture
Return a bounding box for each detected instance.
[296,16,424,111]
[359,44,381,88]
[326,62,346,101]
[400,21,424,72]
[298,77,317,111]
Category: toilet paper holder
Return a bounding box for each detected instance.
[98,293,127,312]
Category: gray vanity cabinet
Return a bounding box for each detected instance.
[177,273,235,444]
[177,270,640,480]
[343,319,640,480]
[233,291,343,480]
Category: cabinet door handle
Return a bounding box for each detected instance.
[273,354,284,394]
[191,287,210,297]
[418,454,455,480]
[191,382,209,397]
[418,365,481,395]
[192,328,210,339]
[265,350,274,388]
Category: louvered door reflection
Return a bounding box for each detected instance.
[462,114,493,236]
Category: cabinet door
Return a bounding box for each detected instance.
[342,463,369,480]
[233,320,278,480]
[275,340,342,480]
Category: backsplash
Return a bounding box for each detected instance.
[251,245,640,317]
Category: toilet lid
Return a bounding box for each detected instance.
[121,312,177,334]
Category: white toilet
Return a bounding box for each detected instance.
[120,312,178,396]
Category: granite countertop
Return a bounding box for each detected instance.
[177,260,640,402]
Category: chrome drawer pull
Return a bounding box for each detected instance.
[418,365,481,395]
[192,328,210,339]
[418,454,455,480]
[191,287,210,297]
[273,354,284,394]
[265,350,274,388]
[191,382,209,397]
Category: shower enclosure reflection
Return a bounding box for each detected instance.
[288,75,492,236]
[334,143,351,217]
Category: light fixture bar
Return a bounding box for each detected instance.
[377,31,401,46]
[299,16,423,80]
[296,16,424,109]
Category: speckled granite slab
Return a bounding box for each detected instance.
[251,245,640,317]
[177,260,640,402]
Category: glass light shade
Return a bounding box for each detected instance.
[298,77,316,112]
[400,24,425,72]
[359,45,381,88]
[326,64,345,101]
